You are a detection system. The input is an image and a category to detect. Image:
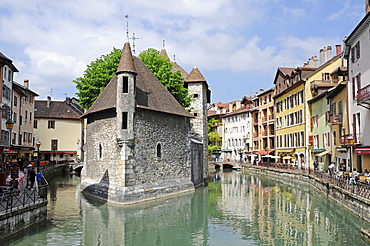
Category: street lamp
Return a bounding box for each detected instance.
[36,141,41,172]
[348,135,354,173]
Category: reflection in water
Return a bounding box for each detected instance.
[4,171,370,245]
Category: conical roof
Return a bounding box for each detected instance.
[160,49,169,60]
[186,66,206,82]
[83,56,193,118]
[116,42,136,74]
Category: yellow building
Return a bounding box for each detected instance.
[274,65,317,168]
[34,96,84,162]
[305,50,346,169]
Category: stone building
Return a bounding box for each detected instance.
[80,42,208,205]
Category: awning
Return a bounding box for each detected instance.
[315,150,331,157]
[270,156,281,159]
[355,148,370,154]
[221,149,232,152]
[311,148,326,153]
[4,149,17,155]
[255,149,274,155]
[278,149,295,153]
[40,151,77,154]
[282,156,293,159]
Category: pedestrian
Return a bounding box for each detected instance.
[328,162,335,175]
[28,166,36,190]
[349,168,359,184]
[36,171,43,186]
[313,159,319,171]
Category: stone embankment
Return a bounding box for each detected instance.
[242,165,370,224]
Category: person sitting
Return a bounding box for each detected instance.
[362,169,369,177]
[349,169,359,184]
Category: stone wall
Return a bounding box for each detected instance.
[246,167,370,223]
[0,201,48,239]
[81,108,197,205]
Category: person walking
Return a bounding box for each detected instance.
[28,166,36,190]
[36,171,43,186]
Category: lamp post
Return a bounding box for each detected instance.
[348,135,354,173]
[36,141,41,172]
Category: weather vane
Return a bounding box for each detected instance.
[129,33,139,54]
[125,14,129,40]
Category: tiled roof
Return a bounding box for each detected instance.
[222,107,251,117]
[160,49,169,59]
[186,67,206,82]
[35,100,83,119]
[0,52,19,72]
[13,81,39,96]
[83,43,193,118]
[172,61,189,79]
[116,42,136,74]
[278,67,294,75]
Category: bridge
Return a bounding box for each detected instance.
[68,163,84,173]
[209,161,242,171]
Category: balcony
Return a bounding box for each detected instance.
[262,116,267,122]
[253,119,259,125]
[310,79,338,89]
[329,115,342,125]
[357,84,370,104]
[340,134,357,146]
[268,114,274,121]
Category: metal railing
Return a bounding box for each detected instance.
[0,184,48,212]
[243,162,370,200]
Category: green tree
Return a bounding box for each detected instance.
[208,118,221,153]
[74,47,192,109]
[138,48,191,108]
[73,48,121,109]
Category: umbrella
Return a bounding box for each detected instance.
[270,156,281,159]
[282,156,293,159]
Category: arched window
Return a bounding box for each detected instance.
[156,143,162,158]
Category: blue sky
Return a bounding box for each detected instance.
[0,0,365,103]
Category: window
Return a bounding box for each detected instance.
[8,70,11,81]
[99,144,102,159]
[122,76,128,93]
[122,112,128,129]
[193,94,199,98]
[14,96,17,107]
[51,139,58,150]
[34,120,38,129]
[156,143,162,158]
[30,112,32,122]
[25,110,28,120]
[48,120,55,129]
[13,112,16,123]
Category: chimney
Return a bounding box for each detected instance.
[319,48,324,66]
[47,96,51,107]
[335,44,342,55]
[24,79,29,89]
[327,46,333,60]
[308,56,318,67]
[66,97,72,104]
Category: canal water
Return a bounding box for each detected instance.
[4,169,370,245]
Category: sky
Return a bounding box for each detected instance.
[0,0,366,103]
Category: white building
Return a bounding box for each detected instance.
[344,10,370,172]
[222,98,253,162]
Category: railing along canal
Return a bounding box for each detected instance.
[241,162,370,200]
[0,174,49,213]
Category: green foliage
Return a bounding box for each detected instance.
[208,118,221,153]
[73,48,121,109]
[74,47,192,109]
[208,118,219,133]
[139,48,191,108]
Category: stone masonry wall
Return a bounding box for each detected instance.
[133,108,192,185]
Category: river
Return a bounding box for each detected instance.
[3,169,370,245]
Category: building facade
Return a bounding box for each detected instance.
[34,96,84,163]
[81,42,208,205]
